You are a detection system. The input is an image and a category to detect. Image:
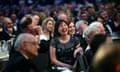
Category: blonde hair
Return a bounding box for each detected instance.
[42,17,55,33]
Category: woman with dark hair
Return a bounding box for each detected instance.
[50,20,82,72]
[68,21,76,37]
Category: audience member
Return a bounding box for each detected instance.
[93,43,120,72]
[40,17,55,53]
[0,1,119,72]
[84,34,110,72]
[3,33,39,72]
[75,20,88,51]
[84,21,113,50]
[3,17,15,37]
[49,20,82,72]
[68,21,76,37]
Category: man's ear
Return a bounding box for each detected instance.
[21,42,26,50]
[116,64,120,72]
[86,37,90,43]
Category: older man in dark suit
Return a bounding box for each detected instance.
[3,33,39,72]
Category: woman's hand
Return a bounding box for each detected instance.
[33,26,42,35]
[73,47,83,58]
[62,63,73,69]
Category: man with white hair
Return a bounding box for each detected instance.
[75,20,88,35]
[83,21,113,50]
[83,21,112,72]
[75,20,88,51]
[83,21,107,44]
[3,33,39,72]
[89,21,106,35]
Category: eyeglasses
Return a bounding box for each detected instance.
[24,41,39,46]
[7,22,13,24]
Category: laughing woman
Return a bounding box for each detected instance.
[39,17,55,53]
[68,21,76,37]
[50,20,82,72]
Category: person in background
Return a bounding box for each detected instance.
[83,21,106,51]
[20,15,42,36]
[3,17,15,37]
[50,10,57,21]
[86,5,97,24]
[68,21,76,37]
[20,16,35,35]
[40,17,55,53]
[93,43,120,72]
[0,12,12,41]
[75,20,88,51]
[3,33,39,72]
[96,16,104,24]
[84,34,110,72]
[113,10,120,33]
[10,15,41,55]
[100,10,114,35]
[105,3,116,20]
[83,21,112,72]
[80,11,89,23]
[57,12,69,22]
[31,14,42,36]
[32,14,40,26]
[10,13,20,35]
[0,21,12,41]
[39,12,47,26]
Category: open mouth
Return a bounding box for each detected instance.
[61,28,68,33]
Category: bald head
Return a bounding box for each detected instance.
[14,33,36,51]
[14,33,39,59]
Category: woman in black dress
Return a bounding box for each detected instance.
[50,20,82,72]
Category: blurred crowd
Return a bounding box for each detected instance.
[0,0,120,72]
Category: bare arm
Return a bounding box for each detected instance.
[73,43,83,58]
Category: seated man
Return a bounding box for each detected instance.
[3,33,39,72]
[93,43,120,72]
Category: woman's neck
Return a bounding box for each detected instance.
[43,31,49,35]
[43,31,51,39]
[60,34,69,40]
[115,20,120,24]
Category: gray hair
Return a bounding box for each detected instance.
[83,22,101,39]
[89,21,103,29]
[75,20,88,30]
[3,17,12,24]
[20,14,32,24]
[14,33,30,51]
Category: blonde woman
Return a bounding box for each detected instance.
[39,17,55,53]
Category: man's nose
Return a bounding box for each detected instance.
[36,44,40,49]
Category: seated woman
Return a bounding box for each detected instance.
[68,21,76,37]
[39,17,55,53]
[49,20,82,72]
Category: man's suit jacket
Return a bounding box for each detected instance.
[3,51,38,72]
